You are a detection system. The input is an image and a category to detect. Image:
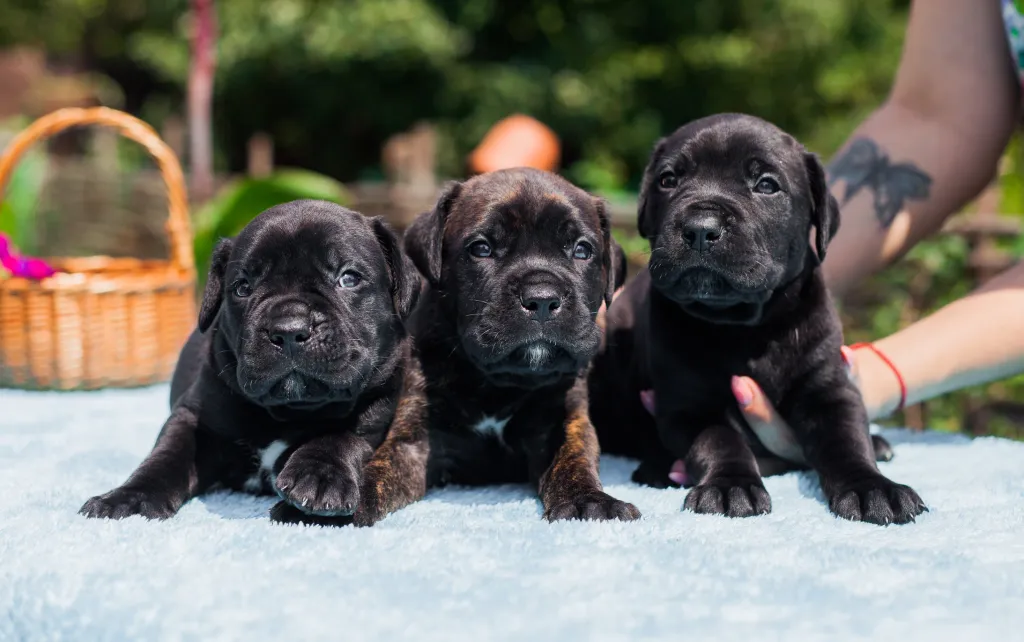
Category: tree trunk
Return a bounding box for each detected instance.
[188,0,216,203]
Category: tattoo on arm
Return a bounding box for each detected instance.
[826,138,932,228]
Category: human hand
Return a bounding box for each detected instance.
[647,346,897,486]
[729,346,862,461]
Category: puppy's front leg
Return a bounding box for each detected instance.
[787,376,926,525]
[353,360,430,527]
[80,406,208,520]
[272,431,372,518]
[675,416,771,518]
[272,360,431,528]
[536,380,641,522]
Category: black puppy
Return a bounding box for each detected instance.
[80,200,426,525]
[591,114,925,525]
[391,168,640,521]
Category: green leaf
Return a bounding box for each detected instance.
[0,146,46,254]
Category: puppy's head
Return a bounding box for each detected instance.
[405,168,621,388]
[638,113,839,325]
[198,200,418,410]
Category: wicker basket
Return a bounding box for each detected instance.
[0,107,196,390]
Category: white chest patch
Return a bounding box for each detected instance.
[243,439,290,493]
[472,415,510,442]
[525,344,548,370]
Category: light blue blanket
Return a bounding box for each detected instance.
[1,385,1022,641]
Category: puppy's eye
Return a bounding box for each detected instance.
[233,280,252,298]
[468,241,492,258]
[573,241,594,260]
[339,271,361,288]
[658,173,679,190]
[754,177,780,194]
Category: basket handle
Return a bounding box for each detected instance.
[0,107,195,274]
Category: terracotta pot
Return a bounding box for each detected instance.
[468,114,560,174]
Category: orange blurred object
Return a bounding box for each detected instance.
[468,114,560,174]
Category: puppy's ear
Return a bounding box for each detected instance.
[805,152,841,262]
[198,238,233,333]
[636,137,667,240]
[404,181,462,286]
[594,197,620,307]
[612,237,627,292]
[372,217,420,320]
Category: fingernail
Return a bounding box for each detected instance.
[731,376,753,407]
[668,460,688,486]
[840,346,854,371]
[640,389,656,415]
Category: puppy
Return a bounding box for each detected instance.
[590,114,925,525]
[395,168,640,521]
[80,200,427,526]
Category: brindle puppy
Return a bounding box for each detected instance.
[396,168,640,521]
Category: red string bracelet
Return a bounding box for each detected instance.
[849,342,907,413]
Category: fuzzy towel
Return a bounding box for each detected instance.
[1,385,1022,641]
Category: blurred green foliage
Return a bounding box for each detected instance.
[0,118,46,254]
[0,0,909,187]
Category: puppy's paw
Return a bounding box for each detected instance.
[544,491,641,522]
[79,488,178,520]
[352,480,389,528]
[871,434,895,462]
[274,456,360,516]
[828,476,926,525]
[683,477,771,517]
[631,460,676,489]
[269,501,353,527]
[352,502,387,528]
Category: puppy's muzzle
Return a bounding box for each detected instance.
[265,301,315,355]
[518,273,564,323]
[268,373,335,405]
[682,211,724,254]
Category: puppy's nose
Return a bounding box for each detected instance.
[520,284,562,323]
[682,215,724,253]
[268,318,312,350]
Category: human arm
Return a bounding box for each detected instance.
[847,261,1024,418]
[822,0,1019,297]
